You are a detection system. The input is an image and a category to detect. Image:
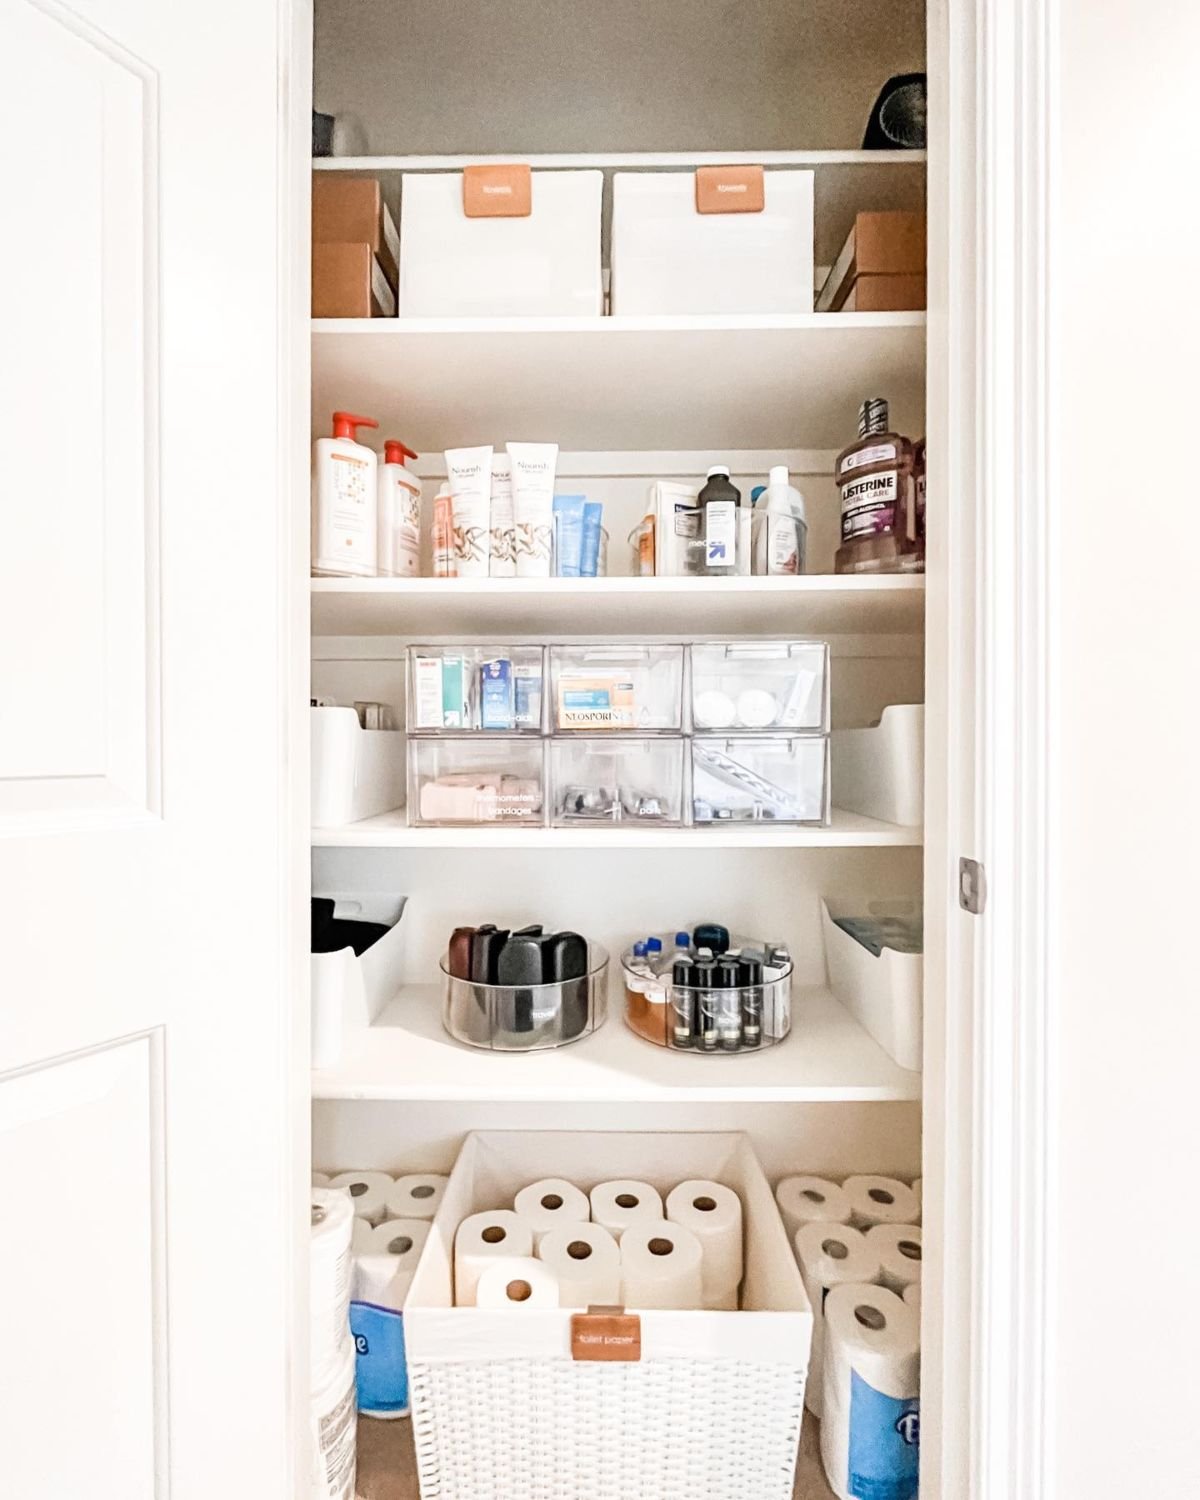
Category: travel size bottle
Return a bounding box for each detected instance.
[834,398,915,574]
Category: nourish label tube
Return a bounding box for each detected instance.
[508,441,559,577]
[444,445,493,577]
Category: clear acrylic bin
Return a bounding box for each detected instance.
[691,736,829,826]
[690,641,830,733]
[408,646,546,733]
[441,942,608,1051]
[550,737,685,825]
[550,643,684,732]
[622,935,793,1052]
[409,737,546,826]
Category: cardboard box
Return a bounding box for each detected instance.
[817,210,927,312]
[311,174,399,289]
[311,242,396,319]
[841,272,927,312]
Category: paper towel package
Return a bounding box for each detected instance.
[794,1221,882,1419]
[311,1335,357,1500]
[350,1219,431,1419]
[820,1283,920,1500]
[403,1131,813,1500]
[310,1188,355,1388]
[776,1175,853,1240]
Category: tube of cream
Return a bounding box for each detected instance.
[507,441,558,577]
[432,484,456,577]
[489,452,516,577]
[444,445,493,578]
[552,494,586,577]
[579,501,604,577]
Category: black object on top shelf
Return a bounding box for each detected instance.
[862,74,927,149]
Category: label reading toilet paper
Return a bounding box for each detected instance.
[848,1370,919,1500]
[350,1301,409,1415]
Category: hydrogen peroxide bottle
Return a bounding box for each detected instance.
[698,465,741,576]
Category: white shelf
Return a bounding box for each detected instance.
[312,148,927,267]
[311,983,921,1103]
[311,312,926,451]
[311,810,922,849]
[310,574,925,639]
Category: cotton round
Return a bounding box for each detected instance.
[842,1174,921,1230]
[329,1169,394,1227]
[776,1175,853,1240]
[866,1223,923,1295]
[620,1220,704,1310]
[736,687,779,728]
[476,1256,560,1308]
[454,1209,534,1306]
[794,1220,881,1418]
[590,1179,664,1236]
[538,1223,621,1306]
[514,1178,590,1246]
[386,1173,448,1222]
[693,689,737,729]
[665,1180,743,1307]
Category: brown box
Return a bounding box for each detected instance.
[841,272,927,312]
[817,210,926,312]
[311,174,399,290]
[311,242,395,319]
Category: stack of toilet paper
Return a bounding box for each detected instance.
[309,1188,357,1500]
[775,1172,923,1500]
[451,1175,745,1311]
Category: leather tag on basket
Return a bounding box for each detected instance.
[570,1307,641,1362]
[463,163,532,218]
[695,164,765,214]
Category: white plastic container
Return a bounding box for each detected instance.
[376,439,421,578]
[611,170,815,315]
[821,898,923,1072]
[311,893,407,1069]
[405,1130,812,1500]
[399,170,604,317]
[311,706,405,826]
[312,411,379,577]
[832,705,924,826]
[752,466,808,576]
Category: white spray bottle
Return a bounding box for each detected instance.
[312,410,379,577]
[752,465,807,576]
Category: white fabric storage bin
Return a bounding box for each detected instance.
[399,171,603,317]
[822,898,923,1072]
[311,707,405,827]
[832,704,924,826]
[406,1130,812,1500]
[311,893,407,1069]
[611,170,815,315]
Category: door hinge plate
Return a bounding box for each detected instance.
[959,857,987,915]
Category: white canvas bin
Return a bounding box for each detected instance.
[822,898,923,1072]
[406,1130,812,1500]
[399,170,603,317]
[311,893,407,1069]
[311,706,405,827]
[610,170,815,315]
[832,704,924,826]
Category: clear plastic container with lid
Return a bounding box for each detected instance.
[549,644,684,732]
[691,736,829,826]
[408,738,546,826]
[551,737,685,826]
[690,641,830,734]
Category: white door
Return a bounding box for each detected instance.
[0,2,302,1497]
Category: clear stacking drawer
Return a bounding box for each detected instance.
[549,644,684,732]
[690,641,829,734]
[550,737,685,826]
[408,646,546,733]
[408,737,546,826]
[691,736,829,826]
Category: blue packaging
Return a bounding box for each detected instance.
[480,657,514,729]
[847,1369,920,1500]
[553,494,586,576]
[579,501,604,576]
[350,1300,410,1416]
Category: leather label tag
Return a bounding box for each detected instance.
[571,1308,642,1362]
[695,164,765,214]
[463,163,533,218]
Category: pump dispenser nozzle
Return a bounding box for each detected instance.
[331,411,379,441]
[383,439,418,465]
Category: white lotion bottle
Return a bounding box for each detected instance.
[377,438,421,577]
[753,465,807,575]
[313,410,380,577]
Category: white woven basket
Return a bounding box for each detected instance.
[405,1131,812,1500]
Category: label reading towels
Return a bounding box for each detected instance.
[848,1369,919,1500]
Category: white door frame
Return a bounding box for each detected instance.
[277,0,1060,1494]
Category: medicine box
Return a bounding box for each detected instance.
[549,644,684,733]
[610,169,815,315]
[398,170,604,317]
[407,646,546,733]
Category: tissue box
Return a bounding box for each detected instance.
[312,174,400,290]
[312,242,396,319]
[816,210,927,313]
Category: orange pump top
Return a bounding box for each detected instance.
[383,439,419,465]
[331,411,378,441]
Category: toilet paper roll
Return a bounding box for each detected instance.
[353,1219,431,1311]
[476,1256,560,1308]
[515,1178,591,1247]
[590,1179,664,1237]
[310,1334,357,1500]
[912,1177,923,1215]
[311,1188,355,1386]
[866,1223,923,1296]
[386,1173,448,1222]
[329,1170,394,1227]
[312,1171,331,1187]
[903,1281,921,1320]
[454,1209,534,1306]
[351,1217,373,1252]
[843,1175,921,1230]
[538,1223,621,1307]
[820,1284,920,1500]
[665,1180,743,1308]
[776,1176,853,1240]
[795,1221,882,1418]
[620,1220,704,1310]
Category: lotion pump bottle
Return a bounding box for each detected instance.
[753,466,807,576]
[377,438,421,578]
[313,411,380,577]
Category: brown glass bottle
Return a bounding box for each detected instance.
[834,398,916,574]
